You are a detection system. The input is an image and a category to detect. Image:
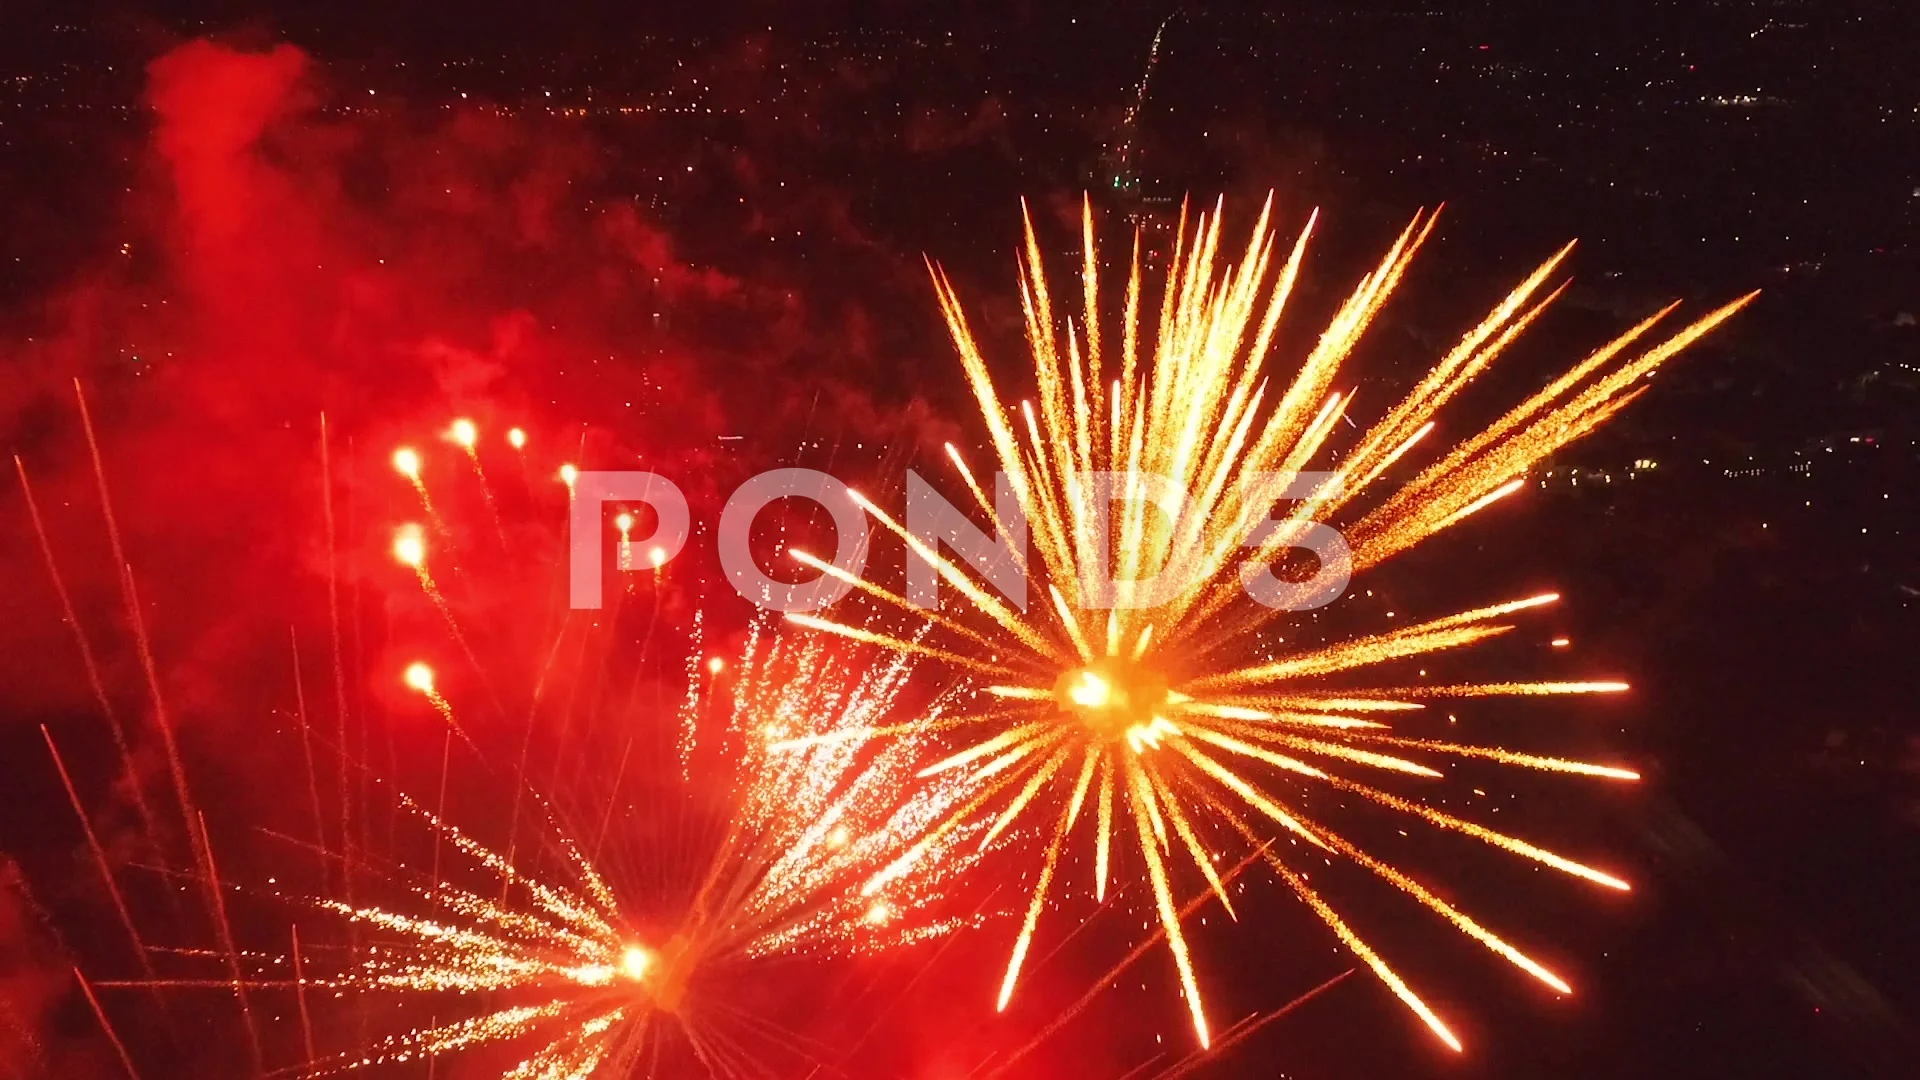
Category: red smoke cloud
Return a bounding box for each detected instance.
[1,34,954,720]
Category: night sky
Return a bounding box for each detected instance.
[1,3,1915,1078]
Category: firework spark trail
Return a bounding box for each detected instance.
[799,198,1754,1047]
[289,630,332,893]
[194,813,265,1071]
[503,595,583,898]
[321,415,357,924]
[975,847,1269,1080]
[72,384,209,885]
[291,926,317,1065]
[14,459,166,851]
[76,969,143,1080]
[393,523,509,722]
[392,446,450,539]
[1150,968,1356,1080]
[39,727,162,993]
[403,664,475,751]
[592,736,638,862]
[447,417,508,542]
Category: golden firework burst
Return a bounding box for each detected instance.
[794,196,1754,1049]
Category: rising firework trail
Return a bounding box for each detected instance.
[796,197,1755,1048]
[1107,8,1179,192]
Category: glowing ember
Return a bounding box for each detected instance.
[1052,661,1173,747]
[619,945,651,982]
[391,523,426,568]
